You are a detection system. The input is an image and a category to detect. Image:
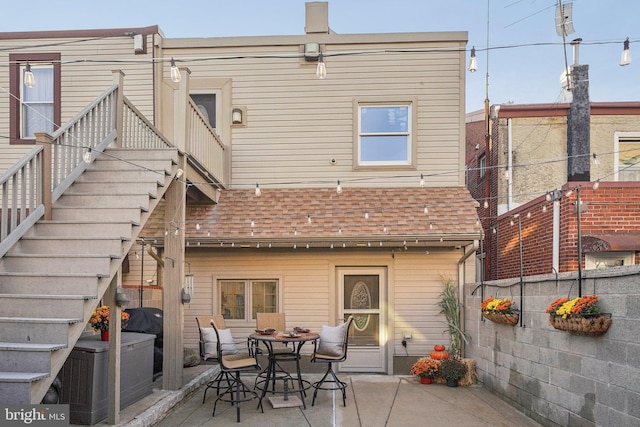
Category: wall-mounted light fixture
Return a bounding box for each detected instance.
[304,42,320,61]
[232,108,243,124]
[115,287,130,307]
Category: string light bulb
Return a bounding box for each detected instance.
[83,147,92,164]
[424,205,429,215]
[592,153,600,166]
[255,183,261,196]
[336,180,342,194]
[24,62,35,88]
[316,52,327,79]
[307,214,312,224]
[170,57,181,82]
[620,37,631,66]
[484,200,489,209]
[593,180,600,190]
[419,173,425,187]
[468,46,478,72]
[364,211,369,220]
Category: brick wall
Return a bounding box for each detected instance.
[494,182,640,280]
[465,266,640,427]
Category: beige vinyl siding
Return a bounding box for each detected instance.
[128,248,461,357]
[0,34,156,173]
[163,37,465,189]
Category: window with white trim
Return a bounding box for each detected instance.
[615,132,640,181]
[585,252,635,269]
[219,279,279,321]
[357,103,412,166]
[479,154,486,178]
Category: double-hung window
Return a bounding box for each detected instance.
[357,103,413,167]
[219,279,279,321]
[9,53,61,144]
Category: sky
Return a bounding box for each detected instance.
[4,0,638,112]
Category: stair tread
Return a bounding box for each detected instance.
[0,372,49,382]
[0,294,90,300]
[0,271,104,277]
[0,342,67,351]
[0,317,83,323]
[3,253,120,258]
[19,236,130,241]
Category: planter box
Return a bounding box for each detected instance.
[59,332,155,425]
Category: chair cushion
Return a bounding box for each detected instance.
[200,327,217,360]
[317,322,349,357]
[218,328,239,355]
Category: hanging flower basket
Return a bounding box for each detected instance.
[548,313,612,336]
[546,295,612,336]
[482,311,519,326]
[481,297,519,326]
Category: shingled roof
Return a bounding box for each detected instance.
[142,187,482,248]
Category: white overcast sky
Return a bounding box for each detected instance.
[4,0,638,112]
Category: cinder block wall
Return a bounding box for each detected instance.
[464,265,640,427]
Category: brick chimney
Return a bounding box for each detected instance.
[567,40,590,182]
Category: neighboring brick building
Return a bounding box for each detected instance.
[466,65,640,280]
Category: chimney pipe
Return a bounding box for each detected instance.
[571,38,582,65]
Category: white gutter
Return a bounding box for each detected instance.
[507,118,513,210]
[553,200,560,272]
[458,240,479,356]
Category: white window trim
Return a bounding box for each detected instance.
[214,276,282,326]
[614,131,640,181]
[20,63,54,140]
[479,154,486,178]
[355,101,416,169]
[585,252,635,269]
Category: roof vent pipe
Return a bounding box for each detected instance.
[571,38,582,66]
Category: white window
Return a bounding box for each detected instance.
[614,132,640,181]
[358,103,412,166]
[219,279,279,321]
[585,252,635,269]
[479,154,486,178]
[20,63,55,139]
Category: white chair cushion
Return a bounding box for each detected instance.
[200,327,217,360]
[317,322,349,357]
[218,328,239,355]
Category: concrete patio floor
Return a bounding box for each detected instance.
[85,364,542,427]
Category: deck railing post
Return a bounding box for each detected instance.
[35,132,53,220]
[173,67,191,153]
[112,70,125,148]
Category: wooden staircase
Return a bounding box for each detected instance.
[0,147,179,404]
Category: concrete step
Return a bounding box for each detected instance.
[26,221,137,238]
[0,294,87,318]
[11,236,128,255]
[66,180,163,196]
[0,253,117,275]
[54,193,155,209]
[0,342,66,373]
[0,372,49,404]
[0,272,102,295]
[79,169,169,183]
[0,317,80,345]
[50,206,145,222]
[89,158,173,173]
[105,148,179,162]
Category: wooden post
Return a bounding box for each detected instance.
[35,132,53,220]
[112,70,125,148]
[172,67,191,153]
[106,270,122,425]
[162,155,186,390]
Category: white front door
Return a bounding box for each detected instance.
[337,267,386,373]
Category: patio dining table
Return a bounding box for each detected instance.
[250,330,319,409]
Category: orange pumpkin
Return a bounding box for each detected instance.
[430,345,449,360]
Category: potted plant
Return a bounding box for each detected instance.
[546,294,611,336]
[90,305,130,341]
[409,357,439,384]
[438,356,467,387]
[481,296,519,326]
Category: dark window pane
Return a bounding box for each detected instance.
[190,93,216,128]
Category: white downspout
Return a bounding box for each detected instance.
[458,241,479,356]
[507,118,513,210]
[553,200,560,272]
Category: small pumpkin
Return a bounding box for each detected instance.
[430,345,449,360]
